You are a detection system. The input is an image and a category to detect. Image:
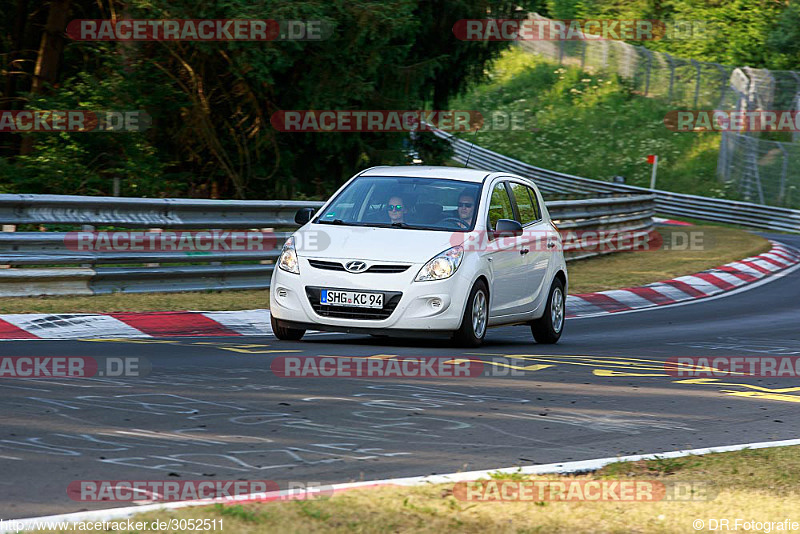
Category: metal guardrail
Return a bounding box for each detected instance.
[0,194,324,228]
[436,129,800,234]
[0,193,654,297]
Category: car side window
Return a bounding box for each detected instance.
[487,182,514,231]
[526,186,541,221]
[510,182,539,225]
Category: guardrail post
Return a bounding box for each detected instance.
[0,225,14,269]
[261,227,274,265]
[81,225,94,268]
[210,229,223,267]
[146,228,162,267]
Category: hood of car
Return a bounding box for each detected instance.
[295,223,463,263]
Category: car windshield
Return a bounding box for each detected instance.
[315,176,483,231]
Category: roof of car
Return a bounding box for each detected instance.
[358,166,495,183]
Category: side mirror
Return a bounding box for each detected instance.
[494,219,523,237]
[294,207,316,225]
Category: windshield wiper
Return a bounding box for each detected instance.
[391,222,411,228]
[318,218,348,225]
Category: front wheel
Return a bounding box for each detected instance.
[453,280,489,348]
[530,278,565,344]
[270,314,305,341]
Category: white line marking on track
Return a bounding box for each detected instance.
[571,241,800,320]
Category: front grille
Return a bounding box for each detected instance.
[307,259,410,274]
[366,265,410,273]
[306,287,402,320]
[307,259,346,271]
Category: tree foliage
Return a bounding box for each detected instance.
[549,0,796,70]
[0,0,535,198]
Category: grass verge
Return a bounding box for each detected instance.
[32,445,800,533]
[450,47,736,200]
[0,226,770,313]
[565,225,770,294]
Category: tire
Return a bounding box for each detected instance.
[453,280,489,348]
[270,314,305,341]
[530,278,565,344]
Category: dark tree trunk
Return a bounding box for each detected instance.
[20,0,72,155]
[1,0,31,156]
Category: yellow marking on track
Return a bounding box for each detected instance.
[720,390,800,403]
[593,369,670,377]
[220,348,303,354]
[445,358,553,372]
[674,378,800,393]
[466,353,736,375]
[504,356,667,372]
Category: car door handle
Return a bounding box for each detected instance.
[547,242,557,249]
[520,248,530,255]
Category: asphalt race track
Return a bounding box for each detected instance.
[2,233,799,519]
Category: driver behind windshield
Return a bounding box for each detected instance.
[457,190,477,226]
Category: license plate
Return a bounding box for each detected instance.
[320,290,383,308]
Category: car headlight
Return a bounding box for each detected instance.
[415,245,464,282]
[278,236,299,274]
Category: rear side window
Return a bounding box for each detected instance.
[510,182,540,225]
[487,182,514,230]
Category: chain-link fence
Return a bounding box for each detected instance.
[518,14,737,108]
[518,14,800,208]
[718,130,800,207]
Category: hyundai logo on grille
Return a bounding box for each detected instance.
[345,261,368,273]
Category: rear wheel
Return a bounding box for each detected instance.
[270,314,305,341]
[530,278,565,344]
[453,280,489,347]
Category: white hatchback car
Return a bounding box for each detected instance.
[270,166,567,347]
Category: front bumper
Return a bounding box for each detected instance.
[270,257,474,332]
